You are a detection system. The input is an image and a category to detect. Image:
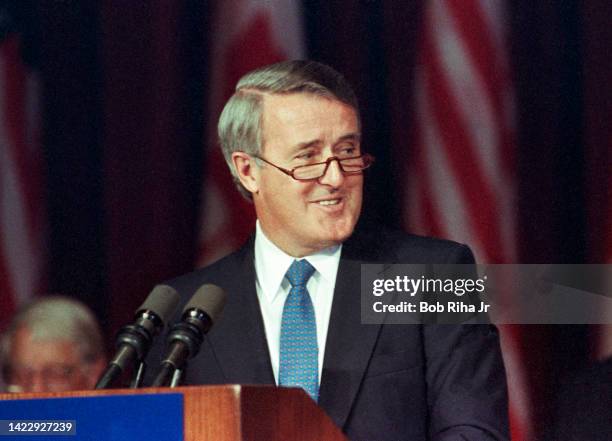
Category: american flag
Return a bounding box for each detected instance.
[196,0,304,266]
[0,29,44,328]
[405,0,531,439]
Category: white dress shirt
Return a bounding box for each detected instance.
[254,221,341,385]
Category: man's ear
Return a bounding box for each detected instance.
[231,152,260,194]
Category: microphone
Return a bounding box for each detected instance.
[95,285,180,389]
[151,284,226,387]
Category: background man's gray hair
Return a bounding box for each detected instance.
[1,296,105,368]
[217,60,360,199]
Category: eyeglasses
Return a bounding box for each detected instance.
[252,153,375,181]
[5,363,79,392]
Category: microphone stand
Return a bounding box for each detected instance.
[95,312,161,389]
[170,369,183,388]
[150,313,205,387]
[130,361,146,388]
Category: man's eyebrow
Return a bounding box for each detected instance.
[294,140,320,150]
[287,132,362,156]
[291,132,362,151]
[335,132,361,144]
[286,139,321,155]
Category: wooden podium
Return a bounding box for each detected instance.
[0,385,347,440]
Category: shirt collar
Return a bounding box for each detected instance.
[254,221,342,302]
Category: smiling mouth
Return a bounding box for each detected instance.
[315,198,342,206]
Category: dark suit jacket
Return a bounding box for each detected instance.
[554,357,612,441]
[150,230,509,440]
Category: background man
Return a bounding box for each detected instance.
[154,60,509,440]
[1,296,106,393]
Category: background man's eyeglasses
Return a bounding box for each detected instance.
[5,363,81,392]
[252,153,375,181]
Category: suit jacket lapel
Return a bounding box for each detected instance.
[208,241,276,385]
[318,246,383,430]
[209,233,385,429]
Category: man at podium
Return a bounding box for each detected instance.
[155,61,509,440]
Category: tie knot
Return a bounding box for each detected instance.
[285,259,315,287]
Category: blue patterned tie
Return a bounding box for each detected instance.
[279,259,318,401]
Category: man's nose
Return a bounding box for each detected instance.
[318,158,345,187]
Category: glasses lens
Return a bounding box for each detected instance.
[294,163,327,180]
[340,156,366,172]
[293,155,371,180]
[8,364,76,387]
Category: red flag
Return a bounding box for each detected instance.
[405,1,531,439]
[196,0,304,266]
[0,35,44,328]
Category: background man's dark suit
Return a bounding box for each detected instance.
[152,229,509,441]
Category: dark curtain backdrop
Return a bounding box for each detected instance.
[26,1,609,437]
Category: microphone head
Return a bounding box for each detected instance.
[184,284,227,324]
[137,284,180,324]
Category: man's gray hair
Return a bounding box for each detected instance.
[218,60,360,199]
[1,296,105,366]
